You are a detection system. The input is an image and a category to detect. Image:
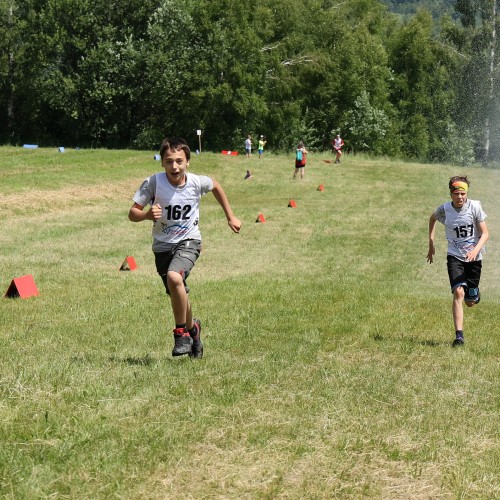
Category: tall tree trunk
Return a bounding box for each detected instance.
[484,0,497,161]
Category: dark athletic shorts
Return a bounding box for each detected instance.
[154,239,201,295]
[447,254,482,294]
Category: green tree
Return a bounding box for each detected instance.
[0,0,159,146]
[0,0,29,142]
[131,0,198,149]
[0,1,13,140]
[296,0,396,150]
[343,90,390,155]
[444,0,500,162]
[388,9,456,161]
[187,0,269,149]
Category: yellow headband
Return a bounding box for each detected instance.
[451,181,468,192]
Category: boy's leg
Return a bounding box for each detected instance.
[465,260,482,307]
[169,241,203,359]
[186,296,193,330]
[447,255,467,345]
[452,286,465,331]
[176,272,202,358]
[167,270,189,325]
[165,240,201,317]
[156,241,201,356]
[164,270,192,356]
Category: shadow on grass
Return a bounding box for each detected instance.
[108,354,156,366]
[72,353,195,366]
[372,334,450,347]
[70,353,159,366]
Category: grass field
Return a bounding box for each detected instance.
[1,146,499,498]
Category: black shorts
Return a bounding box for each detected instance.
[447,255,482,293]
[154,239,201,295]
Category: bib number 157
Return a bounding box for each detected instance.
[454,224,473,238]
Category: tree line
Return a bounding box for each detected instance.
[1,0,499,164]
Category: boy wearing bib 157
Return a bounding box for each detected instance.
[129,138,241,358]
[427,176,489,346]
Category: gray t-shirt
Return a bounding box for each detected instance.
[133,172,213,252]
[434,199,487,261]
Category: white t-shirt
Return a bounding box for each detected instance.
[434,199,487,261]
[133,172,213,251]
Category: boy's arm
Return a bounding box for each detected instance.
[466,220,489,262]
[128,202,162,222]
[427,213,438,264]
[211,180,241,233]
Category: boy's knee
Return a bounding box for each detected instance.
[453,286,465,300]
[166,270,184,288]
[161,271,186,295]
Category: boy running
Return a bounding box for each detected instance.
[332,134,344,163]
[427,176,489,346]
[129,138,241,358]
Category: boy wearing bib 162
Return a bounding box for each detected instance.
[129,138,241,358]
[427,176,489,347]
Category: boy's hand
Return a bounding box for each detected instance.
[228,216,241,233]
[426,242,435,264]
[465,249,478,262]
[151,203,162,220]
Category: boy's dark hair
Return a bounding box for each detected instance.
[449,175,470,191]
[160,137,191,161]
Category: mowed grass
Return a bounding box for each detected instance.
[0,146,499,498]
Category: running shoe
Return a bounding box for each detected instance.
[172,328,193,356]
[188,319,203,359]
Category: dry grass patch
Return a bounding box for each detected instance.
[0,179,138,219]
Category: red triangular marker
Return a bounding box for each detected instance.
[120,256,137,271]
[317,184,324,191]
[5,274,39,299]
[288,200,297,208]
[255,213,266,223]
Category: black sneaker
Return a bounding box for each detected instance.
[188,319,203,359]
[172,328,193,356]
[452,337,465,347]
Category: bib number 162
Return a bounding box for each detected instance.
[165,204,192,220]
